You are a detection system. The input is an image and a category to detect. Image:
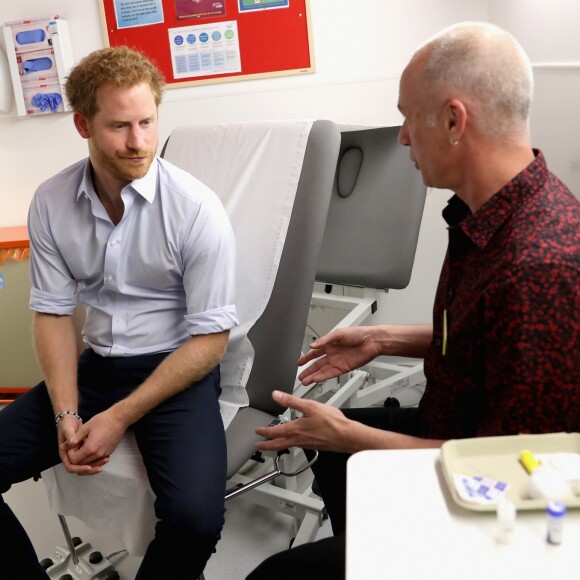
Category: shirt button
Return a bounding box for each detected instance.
[448,289,453,297]
[434,338,441,346]
[106,275,114,283]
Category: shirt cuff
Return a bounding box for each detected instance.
[185,305,238,335]
[30,287,77,315]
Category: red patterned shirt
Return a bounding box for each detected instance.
[419,150,579,439]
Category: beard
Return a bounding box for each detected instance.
[90,138,156,183]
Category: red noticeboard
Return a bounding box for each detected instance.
[98,0,314,88]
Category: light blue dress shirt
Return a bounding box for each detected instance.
[28,157,238,357]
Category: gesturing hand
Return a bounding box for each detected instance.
[254,390,353,454]
[297,326,380,385]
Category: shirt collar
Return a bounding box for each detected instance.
[76,160,95,202]
[443,149,548,249]
[76,157,159,204]
[130,157,159,203]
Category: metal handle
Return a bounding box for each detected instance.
[225,449,319,502]
[275,449,318,477]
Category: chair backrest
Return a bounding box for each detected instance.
[162,120,341,418]
[243,120,341,414]
[162,120,340,476]
[316,125,427,290]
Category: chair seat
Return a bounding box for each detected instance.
[226,406,276,477]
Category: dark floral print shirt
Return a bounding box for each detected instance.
[419,150,579,439]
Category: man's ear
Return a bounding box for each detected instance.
[446,98,467,143]
[73,112,91,139]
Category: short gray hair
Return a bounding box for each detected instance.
[418,22,533,139]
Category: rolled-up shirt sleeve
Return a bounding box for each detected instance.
[28,191,78,315]
[181,191,238,336]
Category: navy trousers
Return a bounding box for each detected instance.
[0,349,227,579]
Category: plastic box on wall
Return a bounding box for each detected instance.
[0,45,12,113]
[16,47,59,81]
[2,16,74,117]
[21,79,65,114]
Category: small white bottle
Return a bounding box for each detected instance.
[495,499,516,544]
[546,500,566,545]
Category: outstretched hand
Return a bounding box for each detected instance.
[297,326,380,385]
[255,390,354,454]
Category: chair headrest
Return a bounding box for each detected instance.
[316,125,427,290]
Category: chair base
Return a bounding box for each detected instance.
[40,538,119,580]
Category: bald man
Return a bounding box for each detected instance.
[246,21,579,580]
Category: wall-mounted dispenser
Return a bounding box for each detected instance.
[0,44,12,113]
[2,16,74,117]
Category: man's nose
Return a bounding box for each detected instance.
[398,121,410,146]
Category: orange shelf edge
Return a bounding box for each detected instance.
[0,226,30,249]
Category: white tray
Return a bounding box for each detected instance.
[440,432,580,512]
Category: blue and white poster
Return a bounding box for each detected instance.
[114,0,165,29]
[168,20,241,79]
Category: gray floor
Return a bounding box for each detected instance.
[5,463,331,579]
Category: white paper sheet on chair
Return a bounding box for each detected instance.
[41,120,314,557]
[165,119,313,427]
[42,432,158,556]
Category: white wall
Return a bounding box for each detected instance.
[489,0,580,200]
[4,1,578,328]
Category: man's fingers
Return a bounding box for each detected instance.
[271,390,312,413]
[298,365,326,385]
[297,331,342,365]
[297,349,322,366]
[256,413,293,438]
[75,466,104,476]
[60,452,104,476]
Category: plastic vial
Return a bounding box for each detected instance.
[495,499,516,544]
[546,500,566,545]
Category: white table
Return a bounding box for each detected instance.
[347,449,580,579]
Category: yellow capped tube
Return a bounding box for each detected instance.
[520,449,541,474]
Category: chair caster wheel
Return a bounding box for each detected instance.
[59,575,73,580]
[89,550,103,564]
[39,557,53,570]
[104,571,120,580]
[72,536,83,547]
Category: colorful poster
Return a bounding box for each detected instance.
[168,20,241,79]
[175,0,226,21]
[113,0,164,29]
[238,0,289,12]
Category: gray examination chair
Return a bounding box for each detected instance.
[296,124,428,409]
[37,120,341,579]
